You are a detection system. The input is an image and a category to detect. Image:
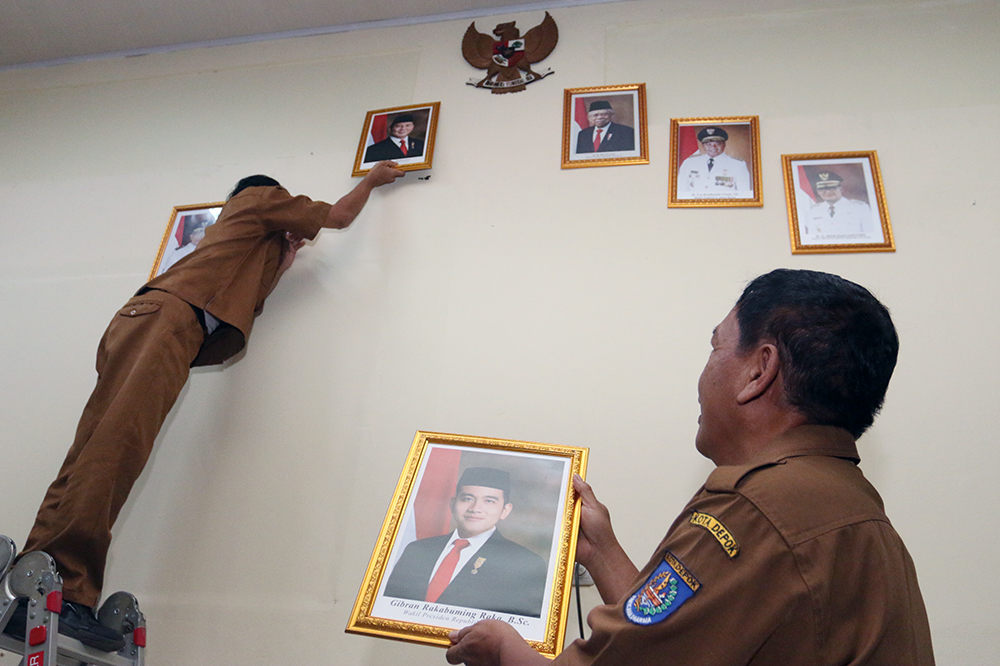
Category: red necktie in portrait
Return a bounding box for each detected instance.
[399,139,408,156]
[593,128,603,152]
[425,539,470,603]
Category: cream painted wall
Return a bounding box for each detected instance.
[1,0,997,663]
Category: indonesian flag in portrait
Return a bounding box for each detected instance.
[390,447,462,568]
[677,126,700,161]
[798,165,818,203]
[366,114,389,151]
[572,97,589,139]
[413,447,461,539]
[174,214,192,245]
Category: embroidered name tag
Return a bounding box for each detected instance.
[689,511,739,558]
[624,551,700,625]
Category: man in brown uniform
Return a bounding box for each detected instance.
[8,162,404,651]
[447,269,935,665]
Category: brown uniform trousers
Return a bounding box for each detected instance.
[23,291,204,607]
[21,186,330,607]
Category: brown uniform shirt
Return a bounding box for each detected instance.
[144,186,331,365]
[560,426,934,666]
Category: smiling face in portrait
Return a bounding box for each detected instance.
[702,139,726,157]
[588,109,614,128]
[450,485,513,538]
[390,121,414,139]
[818,184,843,203]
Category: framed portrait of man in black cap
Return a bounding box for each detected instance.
[668,116,762,207]
[347,431,588,658]
[562,84,648,168]
[352,102,440,176]
[781,151,895,254]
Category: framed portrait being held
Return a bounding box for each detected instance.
[668,116,762,207]
[352,102,440,176]
[782,151,894,254]
[347,432,588,657]
[150,202,224,280]
[562,84,648,168]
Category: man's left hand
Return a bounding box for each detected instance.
[278,232,306,276]
[446,620,546,666]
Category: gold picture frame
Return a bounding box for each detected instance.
[352,102,440,176]
[782,151,895,254]
[562,83,648,169]
[346,431,588,657]
[668,116,762,207]
[149,202,224,280]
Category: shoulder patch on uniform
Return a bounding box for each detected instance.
[624,551,700,625]
[689,510,740,558]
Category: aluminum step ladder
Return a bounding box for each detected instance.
[0,536,145,666]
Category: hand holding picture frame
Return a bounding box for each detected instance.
[562,84,648,168]
[353,102,440,176]
[150,202,224,280]
[347,431,588,658]
[782,151,894,254]
[668,116,762,207]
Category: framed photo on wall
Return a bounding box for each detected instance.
[668,116,762,207]
[149,202,224,280]
[353,102,440,176]
[346,431,588,658]
[781,151,894,254]
[562,83,648,168]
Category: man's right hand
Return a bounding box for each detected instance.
[365,161,405,187]
[573,474,615,568]
[573,474,639,604]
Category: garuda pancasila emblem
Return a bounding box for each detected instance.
[462,12,558,94]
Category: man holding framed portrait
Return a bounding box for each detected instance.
[446,269,934,666]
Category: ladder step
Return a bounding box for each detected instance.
[0,535,146,666]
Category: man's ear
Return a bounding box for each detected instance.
[737,343,780,404]
[499,503,513,521]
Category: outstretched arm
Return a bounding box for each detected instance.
[325,161,405,229]
[573,474,638,604]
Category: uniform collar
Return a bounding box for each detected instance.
[705,425,859,491]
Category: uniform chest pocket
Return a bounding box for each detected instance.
[118,301,162,317]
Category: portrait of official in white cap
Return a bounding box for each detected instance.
[676,124,753,198]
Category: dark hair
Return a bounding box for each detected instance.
[735,269,898,439]
[229,175,281,199]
